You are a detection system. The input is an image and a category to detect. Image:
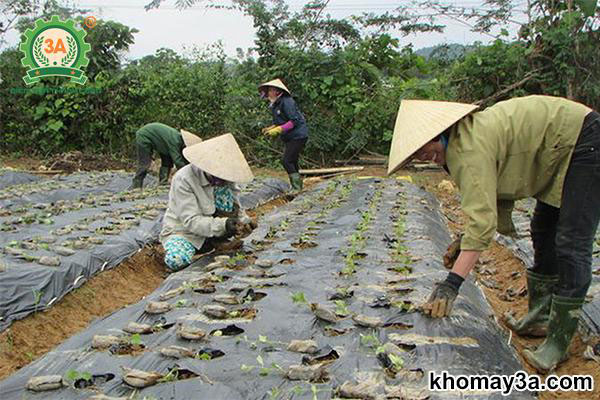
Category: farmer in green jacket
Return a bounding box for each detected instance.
[130,123,202,189]
[387,95,599,372]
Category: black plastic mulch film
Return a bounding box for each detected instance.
[495,199,600,336]
[0,177,533,400]
[0,171,289,332]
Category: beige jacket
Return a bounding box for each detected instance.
[159,165,247,249]
[446,95,592,251]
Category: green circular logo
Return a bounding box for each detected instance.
[20,16,91,85]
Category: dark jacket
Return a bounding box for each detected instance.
[136,123,187,169]
[270,95,309,142]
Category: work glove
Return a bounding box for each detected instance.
[261,125,276,135]
[443,234,462,269]
[225,217,242,237]
[421,272,463,318]
[263,125,283,137]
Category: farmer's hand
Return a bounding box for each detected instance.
[225,217,242,237]
[443,234,462,269]
[261,125,276,135]
[421,272,464,318]
[264,125,282,137]
[421,282,458,318]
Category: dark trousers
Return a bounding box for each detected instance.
[282,138,307,174]
[530,111,600,298]
[133,142,173,182]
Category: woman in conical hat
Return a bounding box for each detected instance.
[129,123,203,189]
[259,78,309,193]
[388,95,599,373]
[160,133,256,272]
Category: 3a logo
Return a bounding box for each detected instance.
[20,16,91,85]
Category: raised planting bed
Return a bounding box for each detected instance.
[0,178,533,400]
[0,171,288,331]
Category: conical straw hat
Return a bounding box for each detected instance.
[258,78,290,95]
[387,100,479,175]
[183,133,254,183]
[180,129,203,147]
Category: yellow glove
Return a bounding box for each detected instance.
[261,125,276,135]
[264,125,283,137]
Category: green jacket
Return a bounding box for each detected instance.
[135,123,187,169]
[446,95,592,251]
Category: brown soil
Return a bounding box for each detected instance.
[1,152,133,173]
[43,151,133,172]
[0,245,166,379]
[415,170,600,399]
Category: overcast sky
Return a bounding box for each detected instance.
[3,0,522,60]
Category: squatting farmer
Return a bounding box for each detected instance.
[387,95,600,372]
[259,78,309,193]
[159,133,256,272]
[130,122,202,189]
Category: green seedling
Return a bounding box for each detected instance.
[360,332,381,350]
[196,353,212,361]
[32,289,43,312]
[157,367,179,383]
[311,384,322,400]
[226,253,247,268]
[268,387,282,399]
[279,219,289,229]
[334,300,349,316]
[291,291,307,304]
[392,300,414,312]
[391,265,412,275]
[291,385,305,396]
[64,369,92,384]
[22,254,37,262]
[266,226,278,239]
[388,353,404,370]
[175,299,187,308]
[298,233,312,243]
[240,364,255,372]
[129,333,142,346]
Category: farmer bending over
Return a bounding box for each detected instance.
[130,122,202,189]
[160,133,256,272]
[387,95,599,372]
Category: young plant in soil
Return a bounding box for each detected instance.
[64,369,92,388]
[340,187,382,276]
[157,366,199,383]
[240,354,284,377]
[334,300,350,317]
[359,332,381,351]
[291,291,308,305]
[390,195,413,275]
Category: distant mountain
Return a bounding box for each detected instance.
[415,43,473,60]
